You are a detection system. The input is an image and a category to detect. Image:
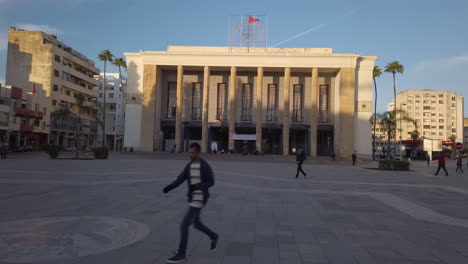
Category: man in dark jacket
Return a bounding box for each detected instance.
[295,148,307,178]
[352,153,357,166]
[163,142,219,263]
[434,153,448,176]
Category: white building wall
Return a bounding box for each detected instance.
[354,58,374,156]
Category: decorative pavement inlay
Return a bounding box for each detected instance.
[0,217,150,263]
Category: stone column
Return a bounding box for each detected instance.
[140,64,157,152]
[228,66,237,151]
[282,67,291,156]
[338,68,356,158]
[310,67,318,157]
[255,67,263,153]
[175,65,184,152]
[201,66,210,153]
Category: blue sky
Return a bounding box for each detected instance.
[0,0,467,115]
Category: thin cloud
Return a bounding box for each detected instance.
[413,54,468,72]
[272,24,326,47]
[14,24,62,36]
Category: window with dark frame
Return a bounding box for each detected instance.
[266,84,277,122]
[292,84,303,122]
[318,85,329,123]
[167,82,177,119]
[216,83,227,120]
[241,83,252,121]
[192,82,202,120]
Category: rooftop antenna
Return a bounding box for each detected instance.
[228,14,267,52]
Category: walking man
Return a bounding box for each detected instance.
[330,152,336,163]
[456,155,463,173]
[162,142,219,263]
[352,153,357,166]
[295,148,307,178]
[426,153,430,166]
[434,153,448,176]
[0,143,7,160]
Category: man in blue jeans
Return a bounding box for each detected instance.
[163,142,219,263]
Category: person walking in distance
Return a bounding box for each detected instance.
[426,153,430,166]
[352,153,357,166]
[0,143,7,160]
[162,142,219,263]
[456,155,463,173]
[295,148,307,178]
[330,152,336,163]
[434,153,448,176]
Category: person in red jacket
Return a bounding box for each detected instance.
[434,153,448,176]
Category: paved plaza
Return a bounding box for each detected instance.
[1,153,468,264]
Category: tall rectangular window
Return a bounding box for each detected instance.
[217,83,227,120]
[266,84,277,122]
[241,83,252,121]
[62,72,70,81]
[319,85,329,123]
[167,82,177,119]
[292,84,303,122]
[192,82,202,120]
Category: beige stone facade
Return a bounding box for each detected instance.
[124,46,377,157]
[5,27,100,149]
[388,89,464,142]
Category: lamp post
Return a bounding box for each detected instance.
[399,102,407,159]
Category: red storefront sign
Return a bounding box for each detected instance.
[442,141,455,145]
[402,140,422,148]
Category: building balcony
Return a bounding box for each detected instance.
[35,112,44,119]
[68,67,100,87]
[20,124,33,133]
[15,108,36,118]
[11,87,23,99]
[59,78,97,97]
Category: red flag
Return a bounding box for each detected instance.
[248,16,259,23]
[32,83,36,94]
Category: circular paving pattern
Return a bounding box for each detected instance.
[0,217,150,263]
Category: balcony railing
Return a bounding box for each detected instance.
[241,109,252,121]
[266,109,277,122]
[11,87,22,99]
[35,112,44,119]
[292,110,303,122]
[15,108,36,118]
[20,124,33,133]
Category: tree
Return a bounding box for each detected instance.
[410,130,420,140]
[51,94,98,159]
[448,134,456,142]
[384,61,404,157]
[370,109,415,160]
[98,50,114,148]
[372,66,382,160]
[111,57,127,151]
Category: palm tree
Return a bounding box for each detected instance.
[111,58,127,151]
[370,109,415,159]
[98,50,114,148]
[372,66,382,160]
[384,61,404,157]
[410,130,420,140]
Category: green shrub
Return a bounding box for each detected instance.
[378,160,410,170]
[41,144,63,159]
[92,147,109,159]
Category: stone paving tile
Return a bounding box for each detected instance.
[1,157,468,263]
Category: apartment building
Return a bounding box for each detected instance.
[0,84,10,144]
[124,46,377,157]
[5,27,100,148]
[464,118,468,150]
[0,86,49,150]
[95,73,127,150]
[387,90,464,142]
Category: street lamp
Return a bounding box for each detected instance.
[399,102,407,159]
